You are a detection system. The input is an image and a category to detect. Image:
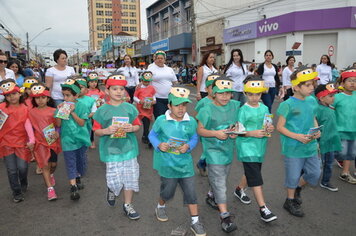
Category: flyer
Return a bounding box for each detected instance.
[111,117,129,138]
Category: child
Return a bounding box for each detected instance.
[93,73,142,220]
[0,79,34,202]
[29,83,62,200]
[236,75,277,222]
[333,68,356,183]
[276,67,321,217]
[22,76,39,109]
[314,83,341,191]
[196,75,240,233]
[148,87,206,236]
[195,73,219,176]
[56,78,91,200]
[133,71,156,146]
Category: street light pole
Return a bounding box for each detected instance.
[26,27,52,62]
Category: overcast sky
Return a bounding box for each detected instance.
[0,0,155,56]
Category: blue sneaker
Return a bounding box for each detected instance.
[123,204,140,220]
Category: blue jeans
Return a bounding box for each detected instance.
[3,154,28,196]
[261,87,277,113]
[321,152,335,185]
[63,146,87,180]
[153,98,168,120]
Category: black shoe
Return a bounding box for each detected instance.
[283,199,304,217]
[106,188,116,206]
[205,195,219,210]
[233,188,251,204]
[70,185,80,201]
[260,206,277,222]
[76,177,84,190]
[148,142,153,149]
[220,214,237,233]
[294,187,302,205]
[13,193,24,203]
[141,136,149,144]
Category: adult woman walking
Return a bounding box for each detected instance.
[281,56,295,101]
[45,49,75,106]
[224,49,248,104]
[147,50,178,119]
[316,55,332,85]
[0,52,15,102]
[257,50,282,113]
[196,52,218,100]
[7,60,25,87]
[116,54,139,103]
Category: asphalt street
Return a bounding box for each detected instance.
[0,90,355,236]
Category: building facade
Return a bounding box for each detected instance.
[88,0,141,51]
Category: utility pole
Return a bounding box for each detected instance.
[26,32,30,62]
[77,49,80,65]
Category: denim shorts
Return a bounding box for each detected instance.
[160,176,197,204]
[284,155,321,189]
[207,164,231,204]
[339,140,356,161]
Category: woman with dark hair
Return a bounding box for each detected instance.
[45,49,75,106]
[224,49,248,104]
[0,52,16,102]
[281,56,295,100]
[116,54,139,103]
[316,55,332,84]
[7,60,25,87]
[257,50,282,113]
[196,52,218,100]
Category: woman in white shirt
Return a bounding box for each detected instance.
[316,55,332,85]
[45,49,75,106]
[147,50,178,119]
[224,49,248,104]
[196,52,218,100]
[116,54,139,103]
[281,56,295,101]
[0,52,16,102]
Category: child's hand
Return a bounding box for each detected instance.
[177,144,190,154]
[27,142,34,151]
[311,131,321,139]
[158,142,169,152]
[105,125,119,135]
[139,100,144,104]
[53,132,60,140]
[69,103,75,113]
[123,123,133,132]
[249,130,266,138]
[266,124,275,134]
[229,134,238,139]
[215,130,228,140]
[294,134,312,144]
[152,100,157,105]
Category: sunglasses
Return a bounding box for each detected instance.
[0,60,8,64]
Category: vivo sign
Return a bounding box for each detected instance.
[258,21,279,33]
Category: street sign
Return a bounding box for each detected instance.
[328,45,334,56]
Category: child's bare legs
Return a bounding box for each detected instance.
[341,160,351,175]
[124,189,134,204]
[188,204,198,216]
[252,186,265,207]
[50,162,57,174]
[217,203,228,213]
[42,165,52,188]
[236,175,247,189]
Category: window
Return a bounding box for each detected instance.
[106,33,112,38]
[129,5,136,10]
[122,19,129,24]
[98,40,102,46]
[105,11,112,16]
[122,4,128,9]
[122,26,129,31]
[96,10,104,16]
[105,18,112,23]
[130,19,136,24]
[122,12,128,17]
[97,33,104,38]
[130,27,137,32]
[96,3,103,8]
[129,12,136,17]
[130,0,136,2]
[122,0,128,2]
[97,18,104,24]
[105,3,112,8]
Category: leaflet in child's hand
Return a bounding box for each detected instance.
[55,102,74,120]
[0,109,8,130]
[167,137,187,155]
[262,114,273,137]
[143,97,153,109]
[111,117,129,138]
[308,125,323,135]
[43,123,57,145]
[224,122,246,135]
[90,95,104,107]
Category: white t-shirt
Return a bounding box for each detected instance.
[0,68,16,102]
[316,63,332,85]
[148,63,177,99]
[45,66,75,100]
[199,65,218,92]
[263,64,276,88]
[116,66,139,87]
[225,63,248,92]
[282,67,294,87]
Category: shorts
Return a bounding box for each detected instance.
[48,149,58,163]
[160,176,197,204]
[106,158,139,196]
[339,140,356,161]
[207,164,231,204]
[284,155,321,189]
[243,162,263,187]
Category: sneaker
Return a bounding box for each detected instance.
[205,195,219,210]
[234,188,251,204]
[123,204,140,220]
[13,193,24,203]
[220,214,237,233]
[260,206,277,222]
[294,187,302,205]
[106,188,116,206]
[155,207,168,222]
[21,183,28,194]
[50,174,56,187]
[339,173,356,184]
[336,160,343,168]
[320,182,338,192]
[191,221,206,236]
[283,199,304,217]
[76,177,84,190]
[70,185,80,201]
[196,163,207,177]
[141,136,149,144]
[47,188,57,201]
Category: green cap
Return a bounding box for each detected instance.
[76,78,88,87]
[60,78,81,95]
[205,73,220,88]
[141,71,153,81]
[212,75,234,94]
[168,87,192,105]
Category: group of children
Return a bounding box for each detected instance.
[0,64,355,235]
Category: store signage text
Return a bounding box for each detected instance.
[258,21,279,33]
